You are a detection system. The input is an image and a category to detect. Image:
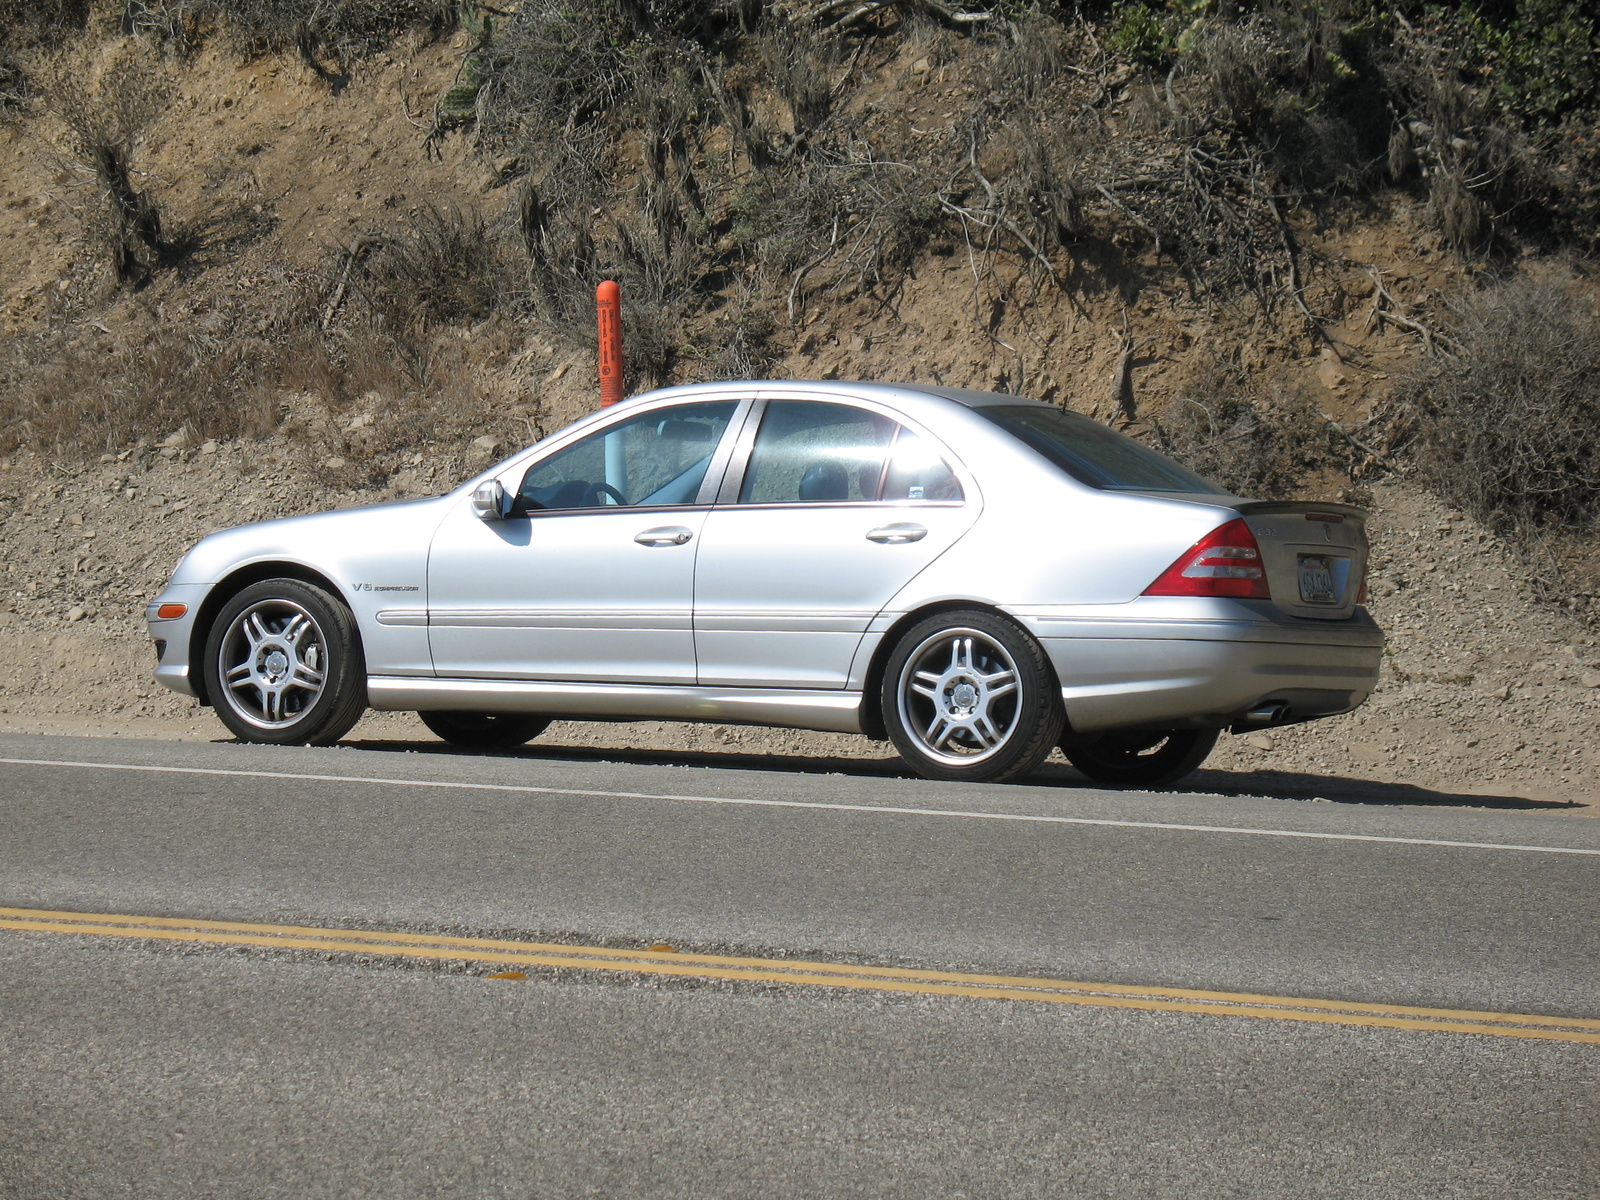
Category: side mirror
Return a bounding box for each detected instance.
[470,479,508,521]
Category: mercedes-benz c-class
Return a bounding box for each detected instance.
[148,382,1383,786]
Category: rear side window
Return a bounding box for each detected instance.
[739,401,896,504]
[979,405,1226,494]
[882,429,963,502]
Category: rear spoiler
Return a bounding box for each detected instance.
[1233,501,1368,522]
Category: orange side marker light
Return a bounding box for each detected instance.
[156,604,188,620]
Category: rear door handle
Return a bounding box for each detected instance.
[866,523,928,544]
[635,526,693,547]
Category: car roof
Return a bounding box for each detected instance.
[633,380,1054,412]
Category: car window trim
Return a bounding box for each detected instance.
[512,501,714,520]
[712,500,966,513]
[699,397,759,507]
[715,398,768,505]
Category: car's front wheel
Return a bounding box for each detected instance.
[1059,728,1219,789]
[203,578,367,746]
[418,711,551,749]
[882,610,1063,783]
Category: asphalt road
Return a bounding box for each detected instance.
[0,732,1596,1198]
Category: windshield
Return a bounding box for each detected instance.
[979,405,1226,494]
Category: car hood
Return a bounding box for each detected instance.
[167,495,450,587]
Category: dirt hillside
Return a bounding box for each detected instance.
[1,15,1596,810]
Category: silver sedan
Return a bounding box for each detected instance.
[147,382,1383,786]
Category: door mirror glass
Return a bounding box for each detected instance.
[514,401,739,513]
[738,401,896,504]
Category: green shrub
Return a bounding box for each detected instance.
[1459,0,1600,127]
[1108,2,1171,68]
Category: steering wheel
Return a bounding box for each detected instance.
[587,481,628,507]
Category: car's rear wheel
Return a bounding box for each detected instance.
[1060,728,1219,789]
[203,578,366,746]
[882,610,1062,783]
[418,711,551,749]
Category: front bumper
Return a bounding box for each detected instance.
[145,584,210,699]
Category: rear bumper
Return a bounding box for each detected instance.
[1038,625,1383,734]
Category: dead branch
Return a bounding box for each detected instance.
[397,83,431,133]
[1265,195,1343,359]
[1313,407,1406,473]
[1363,268,1465,357]
[1111,320,1152,425]
[813,0,993,30]
[321,235,383,331]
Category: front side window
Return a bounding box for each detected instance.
[739,401,896,504]
[515,401,738,512]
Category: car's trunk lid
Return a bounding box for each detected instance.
[1234,502,1369,619]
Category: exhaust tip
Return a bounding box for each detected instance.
[1235,702,1290,731]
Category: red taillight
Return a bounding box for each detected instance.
[1143,518,1271,599]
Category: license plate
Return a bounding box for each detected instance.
[1298,555,1337,604]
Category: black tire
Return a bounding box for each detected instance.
[881,609,1063,783]
[1060,728,1219,789]
[203,578,367,746]
[418,710,551,749]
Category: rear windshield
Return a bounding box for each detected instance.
[978,405,1226,494]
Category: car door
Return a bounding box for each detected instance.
[693,397,979,689]
[427,399,743,683]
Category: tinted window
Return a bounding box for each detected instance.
[883,429,963,502]
[979,405,1226,494]
[739,401,896,504]
[515,401,737,511]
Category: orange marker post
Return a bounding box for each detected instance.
[596,280,624,407]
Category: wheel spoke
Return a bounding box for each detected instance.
[910,681,939,700]
[913,669,942,689]
[953,637,973,672]
[923,714,950,748]
[228,674,260,694]
[985,680,1017,700]
[973,713,1003,747]
[291,663,324,689]
[243,612,270,647]
[264,687,283,723]
[226,662,253,682]
[281,614,311,647]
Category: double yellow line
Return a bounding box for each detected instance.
[3,905,1596,1044]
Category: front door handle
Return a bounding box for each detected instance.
[635,526,693,547]
[866,523,928,544]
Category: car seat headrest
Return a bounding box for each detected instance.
[798,460,849,502]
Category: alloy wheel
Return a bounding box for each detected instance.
[217,600,328,729]
[895,627,1024,766]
